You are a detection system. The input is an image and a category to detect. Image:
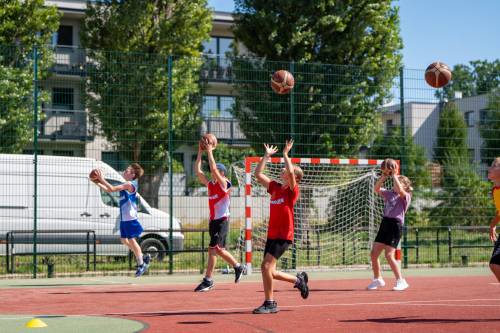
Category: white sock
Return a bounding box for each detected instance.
[137,256,144,266]
[234,263,241,268]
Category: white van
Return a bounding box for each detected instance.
[0,154,183,259]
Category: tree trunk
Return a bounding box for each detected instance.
[139,170,163,208]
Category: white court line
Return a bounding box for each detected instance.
[1,298,498,320]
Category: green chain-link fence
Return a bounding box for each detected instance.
[0,44,498,278]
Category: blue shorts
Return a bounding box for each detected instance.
[120,220,144,239]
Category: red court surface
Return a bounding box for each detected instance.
[1,274,499,333]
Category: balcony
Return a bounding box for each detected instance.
[39,108,92,141]
[51,46,86,76]
[200,55,232,82]
[202,117,247,145]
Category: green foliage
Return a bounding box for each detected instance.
[433,102,469,164]
[369,126,431,189]
[437,59,500,99]
[0,0,60,153]
[479,88,500,163]
[81,0,212,205]
[231,0,402,156]
[429,155,494,226]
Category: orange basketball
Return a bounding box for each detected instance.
[425,62,452,88]
[201,133,218,150]
[89,169,100,182]
[271,70,295,94]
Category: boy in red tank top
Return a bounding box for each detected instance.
[253,139,309,314]
[193,138,245,292]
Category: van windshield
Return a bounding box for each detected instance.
[100,179,150,214]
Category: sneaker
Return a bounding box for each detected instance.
[253,301,278,314]
[294,271,309,299]
[392,279,409,291]
[135,264,147,277]
[194,278,214,292]
[366,278,385,290]
[234,264,246,283]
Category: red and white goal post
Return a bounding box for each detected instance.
[234,156,402,274]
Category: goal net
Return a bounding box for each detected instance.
[232,157,388,274]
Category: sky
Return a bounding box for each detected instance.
[207,0,500,70]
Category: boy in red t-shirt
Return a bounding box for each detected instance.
[193,139,245,292]
[253,139,309,314]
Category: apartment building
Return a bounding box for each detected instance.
[39,1,244,175]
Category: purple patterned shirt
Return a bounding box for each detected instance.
[379,188,411,224]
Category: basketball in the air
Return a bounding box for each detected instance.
[271,70,295,94]
[89,169,101,182]
[425,62,452,88]
[200,133,218,150]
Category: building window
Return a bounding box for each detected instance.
[56,25,73,46]
[479,109,488,125]
[202,36,233,57]
[202,95,235,118]
[102,151,128,171]
[52,88,74,110]
[385,119,394,133]
[52,150,74,157]
[464,111,475,127]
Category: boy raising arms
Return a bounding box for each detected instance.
[487,157,500,282]
[253,140,309,314]
[193,139,245,292]
[92,163,151,277]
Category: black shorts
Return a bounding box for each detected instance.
[490,237,500,265]
[264,239,292,259]
[209,217,229,249]
[374,217,403,249]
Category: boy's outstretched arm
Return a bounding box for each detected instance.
[255,143,278,189]
[206,142,227,190]
[194,142,209,186]
[282,139,297,190]
[94,170,134,193]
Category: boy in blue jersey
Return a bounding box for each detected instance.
[92,163,151,277]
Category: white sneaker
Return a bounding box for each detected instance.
[366,278,386,290]
[393,279,409,291]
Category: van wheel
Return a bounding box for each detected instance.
[140,237,167,262]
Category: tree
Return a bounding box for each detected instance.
[433,102,469,164]
[0,0,60,153]
[231,0,402,157]
[480,88,500,163]
[437,60,500,100]
[369,126,431,189]
[81,0,212,206]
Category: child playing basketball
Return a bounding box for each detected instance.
[487,157,500,282]
[367,159,412,291]
[253,140,309,314]
[92,163,151,277]
[193,138,245,292]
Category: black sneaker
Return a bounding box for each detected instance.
[294,271,309,299]
[194,278,214,292]
[234,264,246,283]
[253,301,278,314]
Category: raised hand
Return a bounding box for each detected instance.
[283,139,294,155]
[264,143,278,157]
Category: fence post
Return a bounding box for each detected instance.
[290,61,297,270]
[201,231,205,274]
[167,55,174,274]
[415,228,419,264]
[399,67,406,175]
[448,226,452,263]
[436,228,440,262]
[32,46,39,279]
[403,225,408,269]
